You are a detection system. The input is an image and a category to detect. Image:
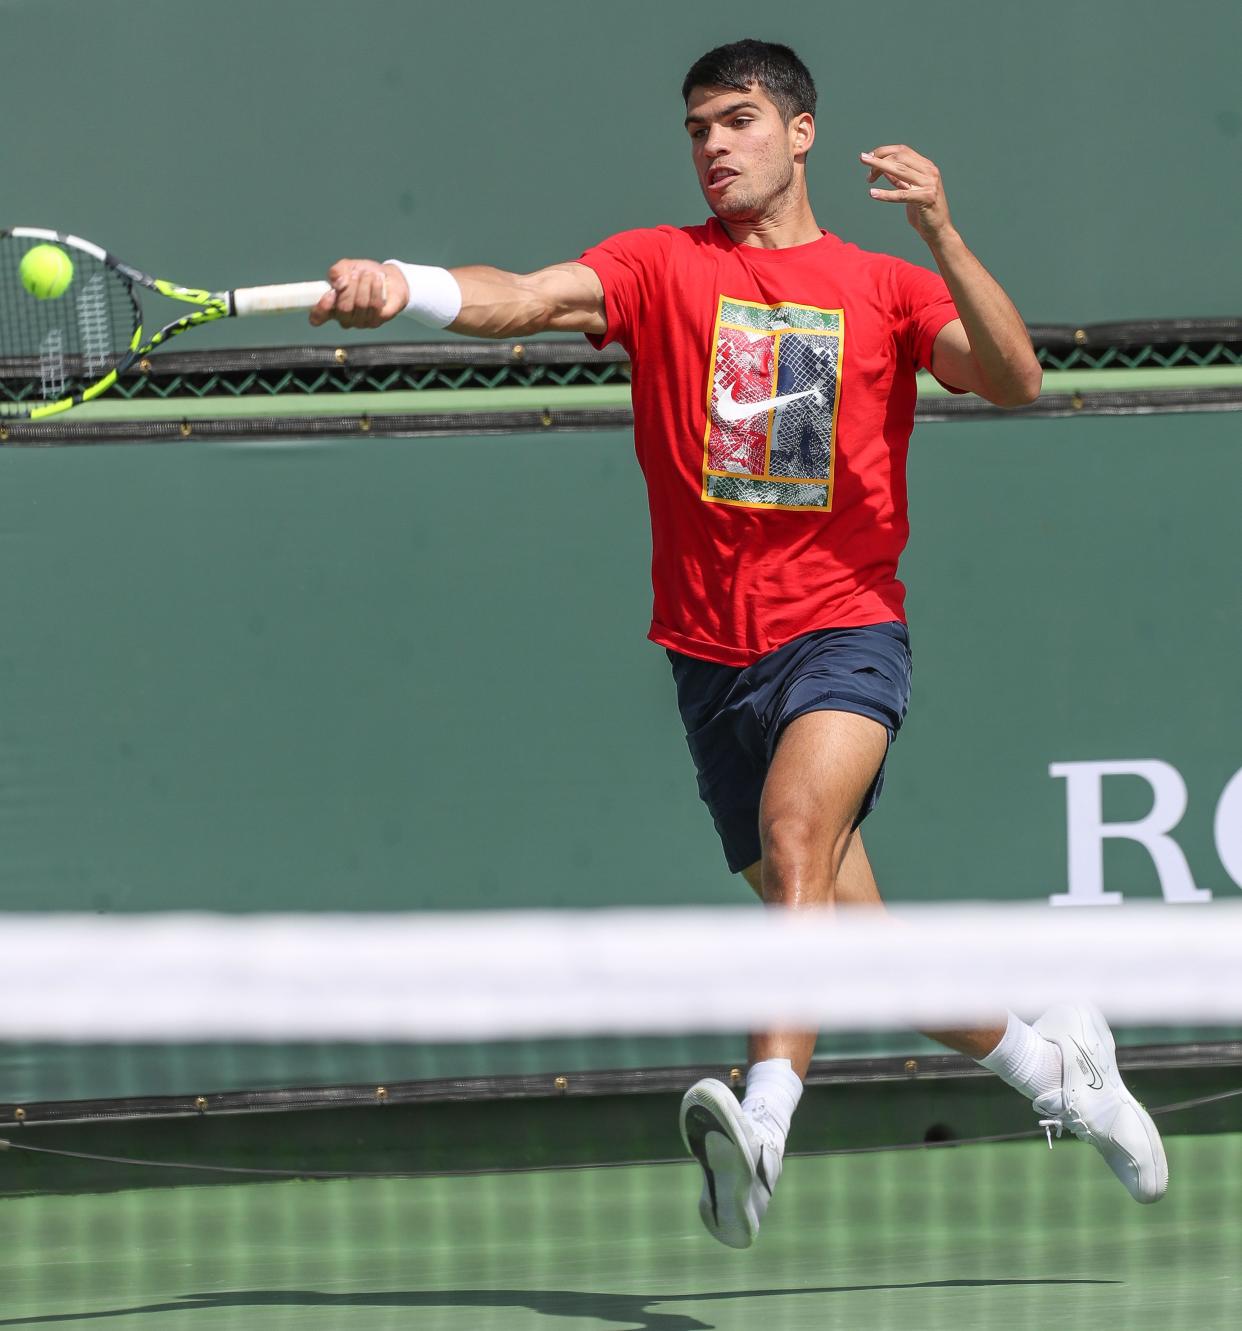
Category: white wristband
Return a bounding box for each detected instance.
[383,260,462,329]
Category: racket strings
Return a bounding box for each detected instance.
[0,236,139,413]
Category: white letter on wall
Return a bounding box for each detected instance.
[1049,760,1211,906]
[1214,768,1242,891]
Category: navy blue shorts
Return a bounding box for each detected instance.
[668,622,912,874]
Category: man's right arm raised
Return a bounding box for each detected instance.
[308,259,607,339]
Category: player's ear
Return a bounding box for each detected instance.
[791,113,815,158]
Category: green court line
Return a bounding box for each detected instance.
[35,365,1242,423]
[0,1135,1236,1330]
[63,385,631,422]
[919,364,1242,398]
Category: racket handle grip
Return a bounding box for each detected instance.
[232,281,333,317]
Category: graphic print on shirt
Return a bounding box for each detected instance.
[702,296,843,511]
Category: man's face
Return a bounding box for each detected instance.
[684,83,809,221]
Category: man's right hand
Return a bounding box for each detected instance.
[309,259,408,329]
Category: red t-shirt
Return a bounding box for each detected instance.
[579,219,961,666]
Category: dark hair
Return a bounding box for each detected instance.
[681,39,817,122]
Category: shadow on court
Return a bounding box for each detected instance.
[0,1278,1124,1329]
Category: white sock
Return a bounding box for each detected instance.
[978,1012,1064,1101]
[741,1058,803,1155]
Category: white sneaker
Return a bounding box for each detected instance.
[679,1078,782,1248]
[1032,1002,1169,1204]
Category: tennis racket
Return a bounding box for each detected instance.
[0,227,331,420]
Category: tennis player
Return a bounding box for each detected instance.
[312,38,1167,1247]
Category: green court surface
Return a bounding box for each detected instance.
[1,1135,1237,1330]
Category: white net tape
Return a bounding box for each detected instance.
[1,903,1238,1042]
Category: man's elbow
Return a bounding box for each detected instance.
[987,362,1042,408]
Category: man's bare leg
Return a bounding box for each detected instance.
[741,827,1006,1059]
[742,708,890,1078]
[677,710,886,1245]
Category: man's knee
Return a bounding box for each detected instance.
[759,811,848,895]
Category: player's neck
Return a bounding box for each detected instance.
[718,196,822,251]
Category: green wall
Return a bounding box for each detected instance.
[2,0,1239,911]
[2,411,1239,911]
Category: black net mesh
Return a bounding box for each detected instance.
[1,319,1239,410]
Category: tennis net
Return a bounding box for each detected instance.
[1,903,1239,1330]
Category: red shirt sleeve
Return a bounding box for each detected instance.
[889,258,966,393]
[578,227,674,354]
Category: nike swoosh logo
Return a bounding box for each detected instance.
[715,384,821,424]
[684,1106,721,1223]
[1070,1037,1104,1090]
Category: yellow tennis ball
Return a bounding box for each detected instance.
[19,244,74,300]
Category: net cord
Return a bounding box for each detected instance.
[2,1088,1237,1180]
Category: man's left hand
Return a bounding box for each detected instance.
[861,145,954,244]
